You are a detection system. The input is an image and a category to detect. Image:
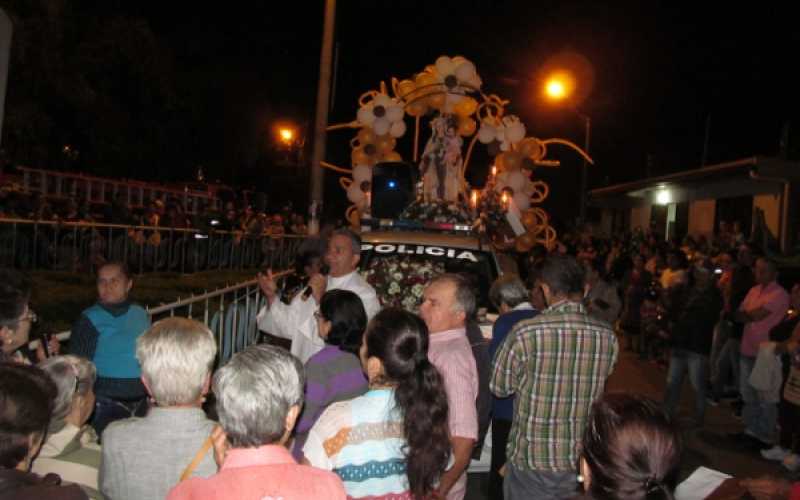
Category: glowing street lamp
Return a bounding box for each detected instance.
[278,127,295,145]
[542,70,591,224]
[543,72,575,102]
[545,80,566,99]
[275,122,308,166]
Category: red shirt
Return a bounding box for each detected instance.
[167,444,346,500]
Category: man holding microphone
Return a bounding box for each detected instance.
[256,228,380,363]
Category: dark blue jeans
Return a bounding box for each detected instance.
[740,355,777,444]
[91,395,148,441]
[664,348,708,425]
[712,336,741,399]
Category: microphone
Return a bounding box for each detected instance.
[40,333,52,359]
[302,264,330,299]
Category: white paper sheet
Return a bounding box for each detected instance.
[675,466,732,500]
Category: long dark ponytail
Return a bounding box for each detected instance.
[365,308,451,498]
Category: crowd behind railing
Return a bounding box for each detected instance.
[0,181,310,234]
[0,186,309,273]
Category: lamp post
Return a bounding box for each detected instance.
[308,0,336,236]
[544,72,591,224]
[275,123,308,165]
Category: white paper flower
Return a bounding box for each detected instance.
[352,164,372,183]
[357,93,406,137]
[431,55,483,113]
[477,115,526,151]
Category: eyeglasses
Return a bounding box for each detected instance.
[4,309,38,328]
[18,310,38,325]
[313,311,324,321]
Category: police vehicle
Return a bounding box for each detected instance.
[358,217,513,316]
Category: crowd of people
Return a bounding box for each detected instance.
[553,223,800,474]
[1,220,799,499]
[0,186,309,237]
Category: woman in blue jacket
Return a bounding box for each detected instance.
[70,262,150,439]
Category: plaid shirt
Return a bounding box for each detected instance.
[490,300,618,472]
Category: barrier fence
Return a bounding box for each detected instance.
[0,218,304,274]
[146,271,292,364]
[35,270,293,364]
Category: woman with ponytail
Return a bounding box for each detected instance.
[303,308,451,499]
[576,393,682,500]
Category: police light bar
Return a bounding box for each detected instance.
[360,218,473,233]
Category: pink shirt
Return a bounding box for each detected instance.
[740,281,790,357]
[428,327,479,500]
[166,444,346,500]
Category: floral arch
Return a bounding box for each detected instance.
[322,55,593,252]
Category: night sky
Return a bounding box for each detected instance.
[7,1,800,223]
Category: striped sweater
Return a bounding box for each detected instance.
[304,389,412,500]
[293,345,368,460]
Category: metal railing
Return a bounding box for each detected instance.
[16,166,221,215]
[34,271,292,363]
[0,218,305,274]
[147,271,291,363]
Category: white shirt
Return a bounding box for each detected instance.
[256,270,380,363]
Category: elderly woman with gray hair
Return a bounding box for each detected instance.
[487,273,539,500]
[167,345,346,500]
[33,355,102,499]
[99,317,218,500]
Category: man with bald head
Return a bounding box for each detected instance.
[256,228,380,363]
[419,273,479,500]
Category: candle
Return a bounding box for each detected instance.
[471,190,478,208]
[491,165,497,178]
[501,191,508,209]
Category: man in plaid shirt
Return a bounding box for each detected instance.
[490,255,619,499]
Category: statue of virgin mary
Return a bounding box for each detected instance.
[419,114,463,202]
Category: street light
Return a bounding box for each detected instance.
[543,71,591,224]
[278,126,296,146]
[543,72,575,101]
[274,122,308,167]
[545,80,567,100]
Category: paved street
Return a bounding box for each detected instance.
[466,348,797,499]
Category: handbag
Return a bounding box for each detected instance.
[179,436,214,481]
